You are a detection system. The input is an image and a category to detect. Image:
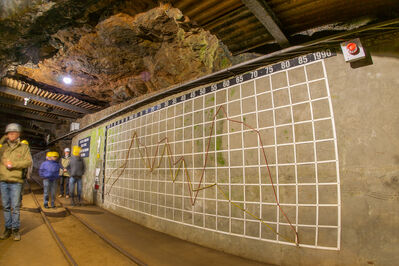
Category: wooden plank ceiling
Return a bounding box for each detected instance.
[172,0,399,54]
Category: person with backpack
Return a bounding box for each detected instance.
[39,152,61,208]
[68,146,85,206]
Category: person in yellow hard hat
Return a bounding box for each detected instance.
[68,146,85,206]
[39,151,61,208]
[0,123,32,241]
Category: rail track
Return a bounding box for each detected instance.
[27,178,146,266]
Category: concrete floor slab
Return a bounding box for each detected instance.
[59,196,270,266]
[0,203,68,266]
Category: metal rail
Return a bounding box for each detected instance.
[28,182,78,266]
[64,209,147,266]
[28,178,146,266]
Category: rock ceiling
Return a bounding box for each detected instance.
[1,0,398,104]
[17,5,232,103]
[0,0,233,103]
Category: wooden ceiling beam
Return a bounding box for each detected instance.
[0,96,79,119]
[0,108,60,124]
[0,121,48,134]
[20,128,46,136]
[21,133,45,140]
[0,86,94,114]
[242,0,289,48]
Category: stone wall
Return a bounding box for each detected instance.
[72,35,399,265]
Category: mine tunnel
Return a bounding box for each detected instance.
[0,1,398,265]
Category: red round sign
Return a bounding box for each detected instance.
[346,43,358,55]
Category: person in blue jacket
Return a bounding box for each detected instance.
[39,152,61,208]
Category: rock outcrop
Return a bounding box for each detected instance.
[13,3,232,103]
[0,0,158,88]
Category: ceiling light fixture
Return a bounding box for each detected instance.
[24,97,30,106]
[63,76,72,84]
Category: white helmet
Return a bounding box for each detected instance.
[5,123,22,133]
[64,148,71,152]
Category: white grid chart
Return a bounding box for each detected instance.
[104,59,341,250]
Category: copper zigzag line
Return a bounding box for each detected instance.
[105,105,299,245]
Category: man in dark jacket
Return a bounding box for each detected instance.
[0,123,32,241]
[67,146,85,206]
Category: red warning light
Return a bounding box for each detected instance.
[340,38,366,62]
[346,42,358,55]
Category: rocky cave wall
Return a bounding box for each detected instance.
[1,1,235,104]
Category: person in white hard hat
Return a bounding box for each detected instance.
[58,148,71,198]
[0,123,32,241]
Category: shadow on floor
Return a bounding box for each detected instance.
[68,208,104,216]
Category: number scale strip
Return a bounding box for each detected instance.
[106,49,336,129]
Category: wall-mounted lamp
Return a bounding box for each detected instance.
[24,97,30,106]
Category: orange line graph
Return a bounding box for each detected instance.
[105,105,299,245]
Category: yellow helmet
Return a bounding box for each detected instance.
[46,151,59,158]
[72,146,81,156]
[0,144,2,148]
[21,140,29,145]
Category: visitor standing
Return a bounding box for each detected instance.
[0,123,32,241]
[39,152,61,208]
[58,148,71,199]
[68,146,85,206]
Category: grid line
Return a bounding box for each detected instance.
[103,59,340,249]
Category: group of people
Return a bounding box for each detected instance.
[39,146,85,208]
[0,123,85,241]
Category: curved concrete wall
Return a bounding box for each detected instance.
[73,34,399,265]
